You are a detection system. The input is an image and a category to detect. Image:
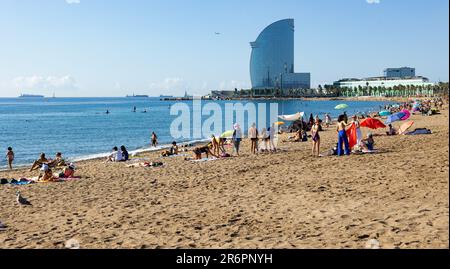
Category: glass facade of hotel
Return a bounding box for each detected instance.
[250,19,310,90]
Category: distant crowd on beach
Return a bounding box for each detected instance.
[3,97,447,173]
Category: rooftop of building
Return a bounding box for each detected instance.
[336,76,429,83]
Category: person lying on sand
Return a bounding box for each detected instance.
[283,129,302,142]
[30,153,49,171]
[127,161,164,168]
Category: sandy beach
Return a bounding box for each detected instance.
[0,105,448,249]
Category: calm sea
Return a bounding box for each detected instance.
[0,97,390,169]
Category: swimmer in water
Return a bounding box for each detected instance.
[106,110,110,114]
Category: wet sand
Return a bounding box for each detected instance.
[0,107,448,249]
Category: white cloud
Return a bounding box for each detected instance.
[65,0,80,4]
[149,77,189,95]
[12,75,78,91]
[366,0,380,4]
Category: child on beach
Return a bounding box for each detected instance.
[6,147,14,170]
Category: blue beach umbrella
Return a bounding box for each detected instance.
[385,111,406,124]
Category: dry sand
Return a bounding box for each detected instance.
[0,107,448,249]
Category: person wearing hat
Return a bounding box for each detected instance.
[37,164,57,182]
[232,123,242,156]
[59,163,76,178]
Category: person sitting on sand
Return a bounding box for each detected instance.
[192,143,219,160]
[58,163,76,178]
[30,153,49,171]
[48,152,66,168]
[161,141,179,157]
[386,124,397,136]
[38,164,57,182]
[106,147,123,162]
[120,145,129,161]
[360,133,375,151]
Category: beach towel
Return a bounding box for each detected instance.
[406,128,432,135]
[191,157,218,163]
[10,178,33,185]
[346,123,358,150]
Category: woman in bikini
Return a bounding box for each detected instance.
[311,118,321,157]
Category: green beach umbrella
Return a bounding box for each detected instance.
[220,130,234,138]
[335,104,349,110]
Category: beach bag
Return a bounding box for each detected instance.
[220,153,231,158]
[0,178,8,184]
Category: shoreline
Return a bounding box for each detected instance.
[0,100,448,249]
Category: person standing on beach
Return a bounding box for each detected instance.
[351,115,362,147]
[211,135,220,156]
[151,132,158,147]
[232,123,242,156]
[6,147,14,170]
[248,123,258,154]
[336,115,350,156]
[325,113,332,128]
[343,112,348,124]
[269,123,277,152]
[311,118,321,157]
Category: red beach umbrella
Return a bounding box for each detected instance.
[360,118,386,129]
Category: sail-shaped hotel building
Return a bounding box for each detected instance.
[250,19,310,93]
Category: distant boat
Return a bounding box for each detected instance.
[126,94,149,98]
[19,94,45,98]
[159,95,174,98]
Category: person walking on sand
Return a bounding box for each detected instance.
[232,123,242,156]
[248,123,258,154]
[6,147,14,170]
[269,123,277,152]
[311,118,321,157]
[336,115,350,156]
[151,132,158,147]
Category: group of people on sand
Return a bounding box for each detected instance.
[106,146,129,162]
[28,152,76,182]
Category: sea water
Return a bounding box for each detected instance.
[0,97,390,168]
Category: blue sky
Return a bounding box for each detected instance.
[0,0,448,97]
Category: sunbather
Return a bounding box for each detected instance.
[30,153,49,171]
[38,164,57,182]
[48,152,66,168]
[360,133,375,151]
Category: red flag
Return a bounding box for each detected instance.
[346,123,357,149]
